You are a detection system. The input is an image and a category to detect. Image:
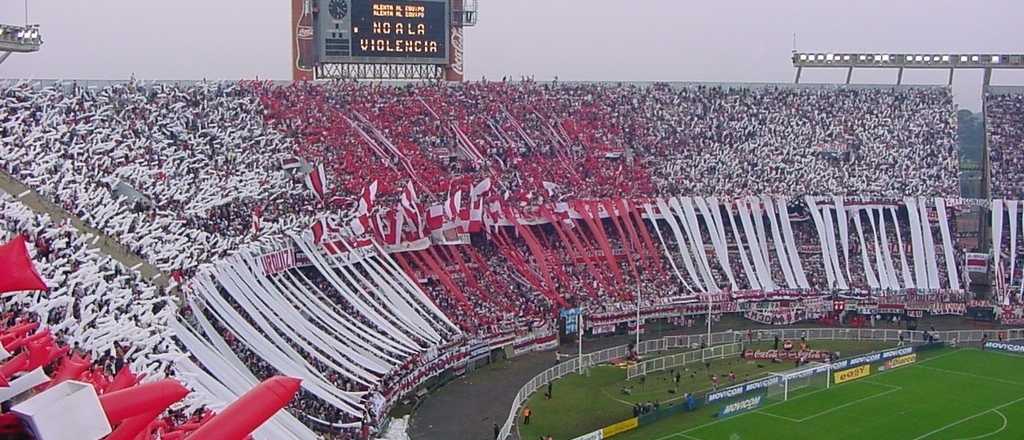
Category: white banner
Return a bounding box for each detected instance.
[935,198,961,290]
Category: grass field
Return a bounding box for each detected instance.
[611,347,1024,440]
[518,340,893,440]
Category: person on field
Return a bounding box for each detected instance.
[522,406,532,425]
[493,422,499,439]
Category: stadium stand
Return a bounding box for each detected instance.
[987,87,1024,200]
[0,79,1003,439]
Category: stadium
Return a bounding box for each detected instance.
[1,1,1024,440]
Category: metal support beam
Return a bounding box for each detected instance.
[845,67,853,84]
[793,52,1024,69]
[315,63,444,80]
[897,67,904,85]
[983,67,993,87]
[794,66,803,84]
[947,68,954,86]
[0,51,10,66]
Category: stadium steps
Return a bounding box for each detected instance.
[0,168,172,289]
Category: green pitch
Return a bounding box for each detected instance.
[519,340,892,440]
[612,348,1024,440]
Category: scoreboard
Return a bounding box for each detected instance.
[317,0,450,65]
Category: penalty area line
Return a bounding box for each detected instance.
[950,409,1008,440]
[911,396,1024,440]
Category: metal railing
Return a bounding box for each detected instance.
[498,327,1024,440]
[628,342,744,379]
[497,344,630,439]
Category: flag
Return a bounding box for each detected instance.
[469,178,492,233]
[281,157,302,171]
[427,204,445,231]
[445,180,463,221]
[0,235,48,294]
[400,181,424,236]
[304,164,328,200]
[485,200,503,233]
[360,180,379,214]
[370,211,389,243]
[392,208,405,245]
[350,180,379,235]
[965,252,988,273]
[251,205,263,235]
[311,219,324,245]
[542,181,559,198]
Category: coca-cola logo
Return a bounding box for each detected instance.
[297,26,314,39]
[450,27,464,75]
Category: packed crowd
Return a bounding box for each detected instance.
[0,192,183,385]
[0,79,971,439]
[0,192,225,436]
[0,80,313,280]
[254,81,959,206]
[987,90,1024,200]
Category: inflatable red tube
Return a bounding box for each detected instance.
[186,376,301,440]
[46,354,92,388]
[0,322,38,346]
[99,379,190,424]
[25,340,54,371]
[104,365,139,394]
[0,353,28,378]
[5,329,49,352]
[43,345,68,368]
[103,409,162,440]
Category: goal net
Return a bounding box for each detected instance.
[765,362,831,403]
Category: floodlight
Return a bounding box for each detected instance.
[843,55,851,61]
[924,56,931,62]
[859,55,867,61]
[972,56,979,61]
[800,54,807,61]
[883,55,891,62]
[826,54,834,61]
[992,55,1000,63]
[942,55,950,62]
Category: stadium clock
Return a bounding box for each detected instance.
[329,0,349,20]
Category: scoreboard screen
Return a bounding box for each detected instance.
[318,0,450,65]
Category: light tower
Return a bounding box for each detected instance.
[791,52,1024,86]
[0,24,43,66]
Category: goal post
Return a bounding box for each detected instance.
[765,362,831,402]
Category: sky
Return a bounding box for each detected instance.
[2,0,1023,110]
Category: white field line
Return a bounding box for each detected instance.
[793,386,902,422]
[952,409,1008,440]
[911,397,1024,440]
[758,382,902,423]
[916,365,1024,388]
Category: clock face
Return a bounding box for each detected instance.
[328,0,348,20]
